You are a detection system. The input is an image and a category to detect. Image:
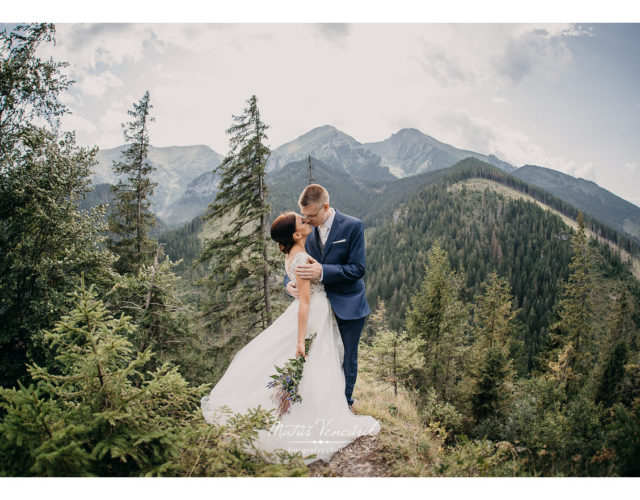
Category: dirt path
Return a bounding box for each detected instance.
[306,434,392,477]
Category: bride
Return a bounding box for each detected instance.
[201,211,381,464]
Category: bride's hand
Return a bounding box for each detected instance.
[286,281,299,298]
[295,341,307,360]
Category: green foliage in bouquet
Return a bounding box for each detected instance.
[267,332,317,419]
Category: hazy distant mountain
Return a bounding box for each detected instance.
[87,129,638,239]
[93,144,223,220]
[162,170,219,225]
[362,128,515,177]
[267,125,395,181]
[513,165,640,243]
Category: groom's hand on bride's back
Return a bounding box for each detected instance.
[295,256,322,281]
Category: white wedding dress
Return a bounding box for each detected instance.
[201,251,381,465]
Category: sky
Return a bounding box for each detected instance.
[3,3,640,208]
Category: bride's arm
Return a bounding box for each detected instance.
[295,277,311,359]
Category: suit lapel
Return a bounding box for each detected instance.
[321,210,344,262]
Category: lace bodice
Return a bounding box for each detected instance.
[286,251,324,295]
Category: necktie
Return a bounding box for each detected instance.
[318,225,328,252]
[319,224,329,245]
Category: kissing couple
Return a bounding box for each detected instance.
[201,183,380,464]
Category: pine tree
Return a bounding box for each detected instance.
[470,345,510,422]
[195,95,277,340]
[612,288,636,349]
[406,243,452,352]
[594,288,636,409]
[472,271,519,350]
[548,212,594,396]
[466,272,519,426]
[361,302,424,398]
[361,328,424,398]
[0,274,209,476]
[405,243,469,400]
[104,245,209,384]
[108,90,158,275]
[363,299,390,341]
[596,341,629,409]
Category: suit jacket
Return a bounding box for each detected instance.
[284,209,371,320]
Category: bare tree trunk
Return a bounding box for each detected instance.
[259,145,272,327]
[393,340,398,398]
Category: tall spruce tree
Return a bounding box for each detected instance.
[548,212,594,396]
[195,95,276,343]
[405,243,469,400]
[595,288,636,408]
[467,272,519,427]
[108,91,157,275]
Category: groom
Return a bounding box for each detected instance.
[285,184,370,413]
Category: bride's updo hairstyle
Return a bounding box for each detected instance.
[270,211,297,254]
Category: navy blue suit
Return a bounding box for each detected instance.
[285,209,370,406]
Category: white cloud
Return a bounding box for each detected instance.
[491,96,508,104]
[424,107,599,183]
[625,161,638,173]
[541,157,597,182]
[76,71,124,97]
[38,24,153,70]
[60,112,98,137]
[412,23,584,92]
[431,107,544,166]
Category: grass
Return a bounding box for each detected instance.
[352,369,444,476]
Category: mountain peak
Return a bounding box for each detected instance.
[297,124,357,143]
[395,127,427,138]
[386,128,432,145]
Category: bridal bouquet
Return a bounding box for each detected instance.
[267,332,317,419]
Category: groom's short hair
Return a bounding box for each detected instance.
[299,184,330,207]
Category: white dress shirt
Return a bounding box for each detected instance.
[319,207,336,246]
[318,207,335,281]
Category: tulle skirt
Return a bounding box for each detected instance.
[201,290,381,464]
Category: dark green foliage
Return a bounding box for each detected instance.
[607,398,640,476]
[0,276,209,476]
[514,164,640,245]
[103,247,210,386]
[596,341,629,409]
[405,243,469,401]
[367,182,573,372]
[108,91,158,275]
[1,23,116,388]
[471,345,510,423]
[159,213,205,276]
[0,126,116,388]
[0,276,307,476]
